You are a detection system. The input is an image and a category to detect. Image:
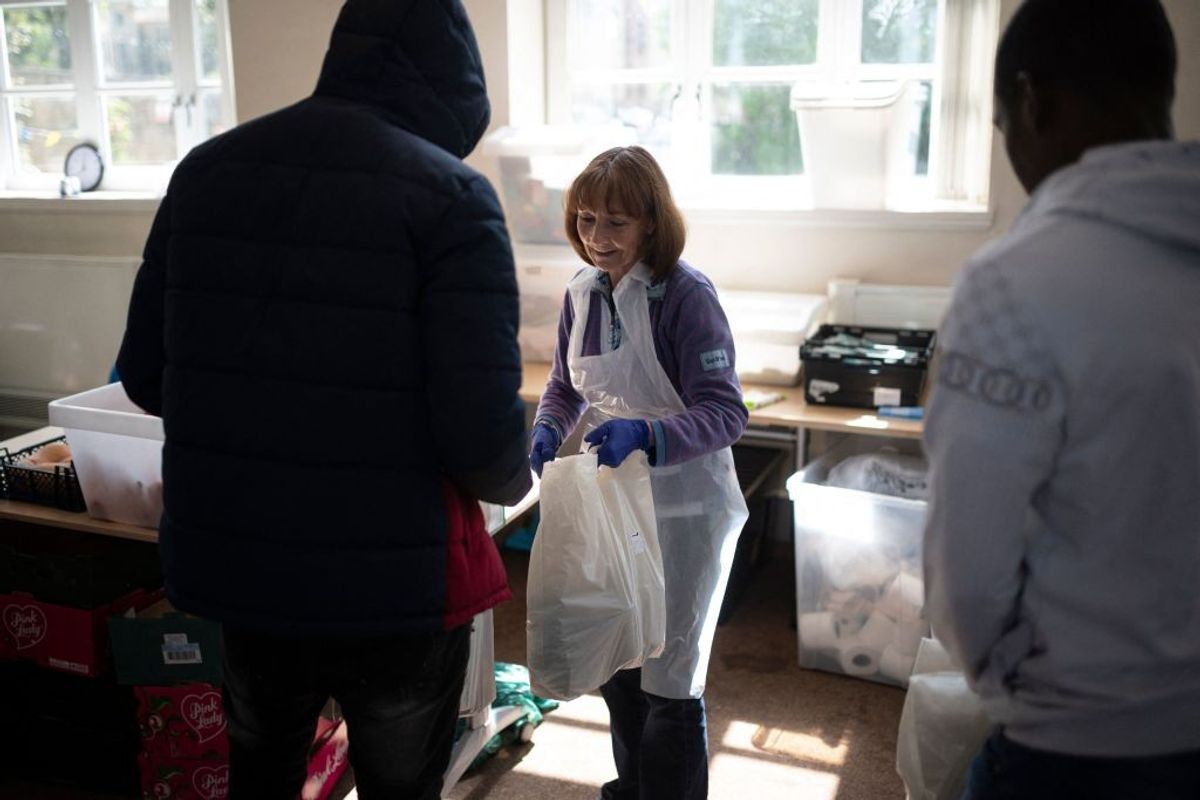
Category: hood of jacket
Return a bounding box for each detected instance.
[1017,139,1200,256]
[313,0,490,158]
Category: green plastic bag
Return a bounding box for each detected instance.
[465,662,559,771]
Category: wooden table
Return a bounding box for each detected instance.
[0,426,537,544]
[520,361,923,471]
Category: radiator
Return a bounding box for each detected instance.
[0,253,140,435]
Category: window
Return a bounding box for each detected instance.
[546,0,999,212]
[0,0,234,193]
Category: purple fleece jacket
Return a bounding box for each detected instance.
[534,260,747,467]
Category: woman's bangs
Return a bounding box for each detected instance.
[572,163,646,218]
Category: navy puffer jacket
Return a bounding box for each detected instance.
[116,0,531,636]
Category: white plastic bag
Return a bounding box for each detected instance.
[526,451,665,700]
[896,638,991,800]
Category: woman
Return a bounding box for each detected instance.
[530,146,749,800]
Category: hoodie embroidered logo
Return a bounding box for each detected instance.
[700,349,730,371]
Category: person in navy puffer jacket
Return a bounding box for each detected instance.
[115,1,531,797]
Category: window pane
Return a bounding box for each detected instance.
[862,0,938,64]
[711,84,801,175]
[569,0,671,71]
[105,94,175,164]
[97,0,173,83]
[195,0,221,82]
[571,82,675,150]
[199,90,230,139]
[4,5,72,86]
[713,0,818,67]
[12,96,81,172]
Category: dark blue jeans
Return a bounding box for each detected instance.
[963,728,1200,800]
[221,623,470,800]
[599,668,708,800]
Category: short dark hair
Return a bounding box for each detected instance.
[564,146,686,281]
[995,0,1176,112]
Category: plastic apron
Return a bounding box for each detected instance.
[567,265,748,699]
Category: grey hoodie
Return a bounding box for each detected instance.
[923,140,1200,757]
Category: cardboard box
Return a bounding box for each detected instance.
[134,683,229,761]
[110,597,224,686]
[0,589,148,677]
[135,713,347,800]
[138,752,229,800]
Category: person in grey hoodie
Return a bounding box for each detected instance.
[922,1,1200,798]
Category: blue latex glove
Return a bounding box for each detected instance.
[584,419,651,469]
[529,423,561,477]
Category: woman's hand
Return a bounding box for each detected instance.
[529,423,562,477]
[584,420,651,468]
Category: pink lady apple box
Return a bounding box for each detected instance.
[1,589,149,677]
[134,683,229,761]
[137,754,229,800]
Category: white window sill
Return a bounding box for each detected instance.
[0,190,162,213]
[681,203,995,230]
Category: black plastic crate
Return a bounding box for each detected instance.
[800,324,936,409]
[0,435,87,512]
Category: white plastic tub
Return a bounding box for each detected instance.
[787,435,929,686]
[514,252,586,362]
[791,80,924,210]
[719,290,827,387]
[47,383,163,528]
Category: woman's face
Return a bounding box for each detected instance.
[576,204,650,286]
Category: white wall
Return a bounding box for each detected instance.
[0,0,1195,285]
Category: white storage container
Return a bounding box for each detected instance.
[791,80,925,210]
[482,125,635,246]
[719,290,827,387]
[787,435,929,686]
[47,383,163,528]
[515,252,586,362]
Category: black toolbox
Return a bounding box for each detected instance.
[799,324,936,409]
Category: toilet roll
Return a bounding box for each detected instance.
[893,618,928,655]
[880,643,918,684]
[857,609,897,651]
[798,611,839,651]
[878,572,924,622]
[824,589,872,635]
[836,639,881,676]
[819,537,898,591]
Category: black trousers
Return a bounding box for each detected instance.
[221,623,471,800]
[964,728,1200,800]
[599,667,709,800]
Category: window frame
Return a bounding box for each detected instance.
[545,0,998,215]
[0,0,235,194]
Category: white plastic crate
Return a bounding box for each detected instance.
[787,435,929,686]
[719,289,827,387]
[47,382,163,528]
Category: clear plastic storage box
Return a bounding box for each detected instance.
[787,435,929,687]
[513,253,586,362]
[47,383,163,528]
